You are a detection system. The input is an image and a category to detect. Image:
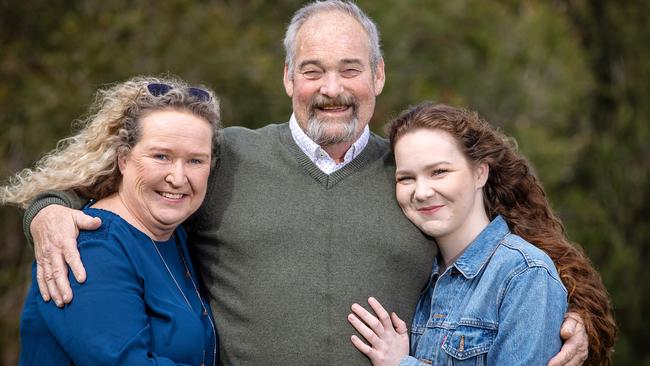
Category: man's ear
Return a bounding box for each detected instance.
[373,58,386,96]
[283,63,294,98]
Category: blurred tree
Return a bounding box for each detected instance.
[373,0,592,187]
[557,0,650,364]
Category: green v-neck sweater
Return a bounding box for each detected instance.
[188,123,437,365]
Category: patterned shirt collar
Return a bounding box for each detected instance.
[288,114,370,175]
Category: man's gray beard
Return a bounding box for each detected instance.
[306,116,359,147]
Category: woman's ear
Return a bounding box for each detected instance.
[117,151,128,174]
[475,162,489,189]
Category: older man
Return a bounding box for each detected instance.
[26,1,588,365]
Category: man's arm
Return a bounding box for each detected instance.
[23,191,100,307]
[548,313,589,366]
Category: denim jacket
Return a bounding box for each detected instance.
[399,216,568,366]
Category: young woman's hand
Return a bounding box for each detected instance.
[348,297,409,366]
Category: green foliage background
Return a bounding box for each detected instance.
[1,0,648,364]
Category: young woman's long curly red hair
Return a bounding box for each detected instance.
[386,102,616,365]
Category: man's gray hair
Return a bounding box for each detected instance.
[283,0,383,79]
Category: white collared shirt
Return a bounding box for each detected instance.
[289,114,370,175]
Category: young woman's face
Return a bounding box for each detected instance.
[118,110,213,236]
[394,128,488,244]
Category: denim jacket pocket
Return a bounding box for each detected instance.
[441,324,496,365]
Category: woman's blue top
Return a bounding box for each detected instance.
[399,215,568,365]
[19,207,218,366]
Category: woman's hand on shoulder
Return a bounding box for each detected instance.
[348,297,409,366]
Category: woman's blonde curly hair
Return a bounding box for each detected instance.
[1,76,220,208]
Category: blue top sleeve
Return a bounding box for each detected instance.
[36,232,186,365]
[20,207,216,366]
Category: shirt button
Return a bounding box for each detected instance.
[203,309,208,316]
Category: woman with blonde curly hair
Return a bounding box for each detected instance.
[3,76,220,365]
[347,102,616,365]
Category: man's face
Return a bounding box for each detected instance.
[283,11,385,147]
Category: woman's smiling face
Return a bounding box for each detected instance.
[394,128,488,245]
[117,109,213,237]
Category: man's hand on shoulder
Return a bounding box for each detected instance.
[548,312,588,366]
[31,205,101,307]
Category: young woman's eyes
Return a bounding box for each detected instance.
[432,168,449,176]
[396,176,414,184]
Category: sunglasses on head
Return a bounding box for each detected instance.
[147,83,211,102]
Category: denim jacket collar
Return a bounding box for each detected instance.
[408,213,568,365]
[433,215,510,279]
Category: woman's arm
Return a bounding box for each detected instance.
[489,266,568,365]
[35,235,189,365]
[347,297,410,366]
